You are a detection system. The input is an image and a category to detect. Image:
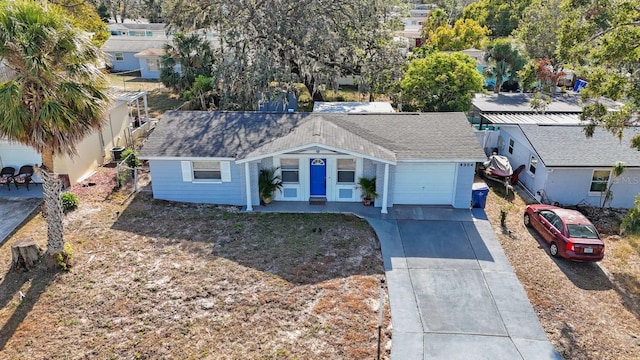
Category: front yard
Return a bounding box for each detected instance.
[484,184,640,359]
[0,167,391,359]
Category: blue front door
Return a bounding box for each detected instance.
[310,158,326,196]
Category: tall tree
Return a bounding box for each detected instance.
[401,52,483,112]
[558,0,640,147]
[483,39,527,93]
[0,0,110,266]
[162,0,406,108]
[424,18,490,51]
[462,0,531,37]
[514,0,562,60]
[51,0,111,46]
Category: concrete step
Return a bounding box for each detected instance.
[309,196,327,205]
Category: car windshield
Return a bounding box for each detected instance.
[567,224,599,239]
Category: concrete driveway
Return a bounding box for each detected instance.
[366,206,562,360]
[0,191,42,245]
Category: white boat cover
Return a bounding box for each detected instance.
[483,155,513,177]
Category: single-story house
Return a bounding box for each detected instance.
[107,22,168,37]
[0,91,149,186]
[313,102,395,113]
[134,48,165,79]
[491,124,640,208]
[139,111,487,213]
[101,37,169,74]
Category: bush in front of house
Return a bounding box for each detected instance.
[621,194,640,234]
[60,192,79,212]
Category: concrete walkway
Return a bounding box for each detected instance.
[0,185,43,245]
[367,206,561,360]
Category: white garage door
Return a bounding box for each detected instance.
[0,139,40,169]
[393,162,456,205]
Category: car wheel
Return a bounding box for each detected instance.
[549,242,560,258]
[523,213,532,228]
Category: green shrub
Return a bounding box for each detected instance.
[60,192,79,212]
[500,203,514,227]
[121,148,142,168]
[621,194,640,234]
[56,242,74,271]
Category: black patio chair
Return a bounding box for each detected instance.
[0,166,15,190]
[13,165,34,190]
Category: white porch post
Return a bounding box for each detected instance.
[381,163,389,214]
[244,162,253,211]
[142,93,149,120]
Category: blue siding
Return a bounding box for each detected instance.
[362,159,376,178]
[453,163,475,208]
[499,126,549,199]
[149,160,246,205]
[139,58,161,79]
[107,52,141,72]
[546,168,640,208]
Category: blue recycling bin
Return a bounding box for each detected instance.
[472,182,490,208]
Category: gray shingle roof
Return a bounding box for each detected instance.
[473,93,584,113]
[519,124,640,167]
[139,111,486,162]
[101,38,169,53]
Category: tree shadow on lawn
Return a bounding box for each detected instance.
[111,193,385,285]
[525,228,613,291]
[0,267,55,351]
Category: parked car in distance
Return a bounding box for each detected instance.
[523,204,605,262]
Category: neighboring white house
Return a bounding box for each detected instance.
[139,111,486,213]
[313,102,395,113]
[0,91,149,186]
[107,22,168,38]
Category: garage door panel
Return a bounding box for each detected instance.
[394,163,455,205]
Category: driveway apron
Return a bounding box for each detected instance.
[366,206,562,360]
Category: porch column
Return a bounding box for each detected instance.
[142,92,149,120]
[381,163,389,214]
[244,162,253,211]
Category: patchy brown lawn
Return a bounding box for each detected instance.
[484,183,640,359]
[0,167,391,359]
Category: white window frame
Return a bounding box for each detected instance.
[508,139,514,154]
[114,52,124,61]
[181,160,231,183]
[280,158,300,184]
[146,58,161,72]
[589,169,610,194]
[336,158,356,184]
[528,155,538,176]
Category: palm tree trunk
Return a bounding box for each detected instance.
[494,75,502,94]
[38,149,66,266]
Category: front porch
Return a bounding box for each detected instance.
[0,184,43,200]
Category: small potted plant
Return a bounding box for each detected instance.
[358,176,378,206]
[258,167,283,205]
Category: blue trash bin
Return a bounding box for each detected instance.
[472,182,490,208]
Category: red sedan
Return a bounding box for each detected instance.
[523,204,605,262]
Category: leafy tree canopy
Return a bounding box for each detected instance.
[400,52,483,112]
[462,0,531,37]
[162,0,406,109]
[51,0,110,46]
[424,18,490,51]
[514,0,562,60]
[558,0,640,147]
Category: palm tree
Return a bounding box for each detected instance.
[0,1,110,266]
[483,39,526,93]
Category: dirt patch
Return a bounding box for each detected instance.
[0,166,391,359]
[484,183,640,359]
